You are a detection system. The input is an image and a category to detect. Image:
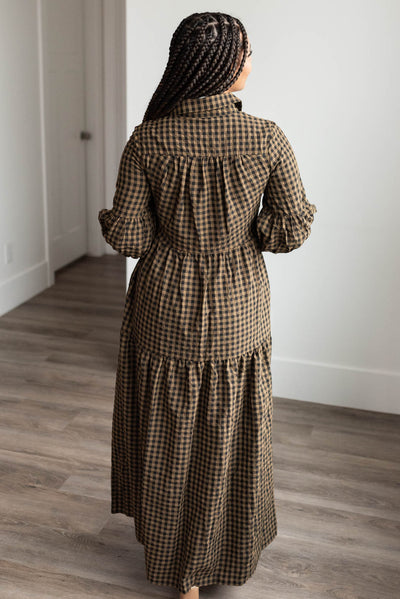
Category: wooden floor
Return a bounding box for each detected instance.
[0,254,399,598]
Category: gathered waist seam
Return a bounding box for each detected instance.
[127,328,271,364]
[156,229,259,256]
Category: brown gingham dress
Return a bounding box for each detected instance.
[98,92,317,594]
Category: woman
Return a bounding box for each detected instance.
[99,11,317,599]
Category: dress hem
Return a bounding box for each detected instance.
[111,505,278,594]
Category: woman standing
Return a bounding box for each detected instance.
[99,11,317,598]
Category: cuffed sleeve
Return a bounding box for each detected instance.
[98,130,158,258]
[255,122,317,253]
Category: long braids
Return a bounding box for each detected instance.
[142,13,249,122]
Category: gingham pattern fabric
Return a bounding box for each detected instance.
[98,91,317,594]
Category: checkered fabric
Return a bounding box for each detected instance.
[98,91,317,594]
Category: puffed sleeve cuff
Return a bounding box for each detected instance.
[255,201,317,253]
[98,207,157,258]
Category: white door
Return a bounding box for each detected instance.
[41,0,88,271]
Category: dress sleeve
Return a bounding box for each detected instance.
[98,131,157,258]
[254,122,317,253]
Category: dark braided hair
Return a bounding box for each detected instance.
[142,12,249,122]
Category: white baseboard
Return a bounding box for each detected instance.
[0,261,49,317]
[271,356,400,415]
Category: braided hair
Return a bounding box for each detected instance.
[142,12,249,122]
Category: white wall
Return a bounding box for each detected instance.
[0,1,49,314]
[0,1,124,316]
[126,0,400,414]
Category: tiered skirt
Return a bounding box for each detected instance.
[111,329,278,594]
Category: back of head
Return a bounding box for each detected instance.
[142,12,250,122]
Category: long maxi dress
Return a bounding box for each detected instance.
[98,92,317,594]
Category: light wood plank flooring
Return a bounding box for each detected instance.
[0,254,399,598]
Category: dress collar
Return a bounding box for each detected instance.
[169,92,242,116]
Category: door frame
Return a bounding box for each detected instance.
[38,0,126,286]
[86,0,127,259]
